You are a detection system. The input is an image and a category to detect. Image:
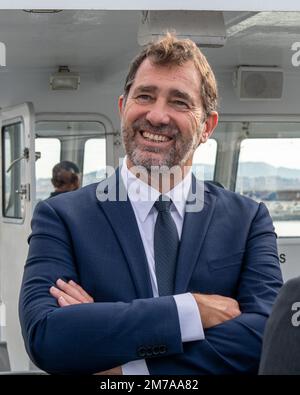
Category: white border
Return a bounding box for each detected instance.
[1,0,300,11]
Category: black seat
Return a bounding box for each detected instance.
[0,342,10,372]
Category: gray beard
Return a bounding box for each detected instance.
[129,145,178,172]
[122,127,200,173]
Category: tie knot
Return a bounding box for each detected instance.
[154,195,172,212]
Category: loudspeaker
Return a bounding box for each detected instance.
[233,66,283,100]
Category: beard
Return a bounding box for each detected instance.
[122,117,201,172]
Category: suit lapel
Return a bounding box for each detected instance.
[174,177,217,293]
[96,169,153,299]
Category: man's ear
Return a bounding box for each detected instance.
[118,95,124,116]
[199,111,218,144]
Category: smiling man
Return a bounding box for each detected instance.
[19,34,282,375]
[120,37,217,187]
[121,60,214,171]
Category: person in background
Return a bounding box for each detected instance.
[259,276,300,375]
[49,161,80,198]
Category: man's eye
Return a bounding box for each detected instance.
[172,100,189,109]
[135,95,153,102]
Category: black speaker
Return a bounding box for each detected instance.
[233,66,283,100]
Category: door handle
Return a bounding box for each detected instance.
[6,148,29,173]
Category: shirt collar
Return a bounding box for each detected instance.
[121,157,192,222]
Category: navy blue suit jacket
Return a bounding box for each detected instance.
[19,172,283,374]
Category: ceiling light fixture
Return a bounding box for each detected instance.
[50,66,80,91]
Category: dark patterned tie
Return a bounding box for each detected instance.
[154,195,179,296]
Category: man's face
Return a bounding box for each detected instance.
[119,58,218,172]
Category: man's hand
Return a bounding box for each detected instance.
[50,279,94,306]
[50,279,122,375]
[94,366,123,375]
[192,293,241,329]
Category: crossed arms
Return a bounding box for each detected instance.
[50,279,242,374]
[19,199,283,374]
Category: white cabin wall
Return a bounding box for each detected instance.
[0,70,123,130]
[1,65,300,176]
[0,69,128,165]
[2,71,300,115]
[2,68,300,131]
[215,71,300,115]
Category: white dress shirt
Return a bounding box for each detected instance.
[120,158,204,375]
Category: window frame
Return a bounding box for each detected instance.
[1,118,25,223]
[217,115,300,239]
[35,137,62,201]
[35,112,115,168]
[34,113,114,200]
[192,138,218,181]
[82,137,107,186]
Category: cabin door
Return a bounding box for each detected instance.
[0,102,36,371]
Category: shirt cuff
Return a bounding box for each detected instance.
[173,293,205,342]
[122,359,149,375]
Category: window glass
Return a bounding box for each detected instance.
[2,122,24,218]
[83,139,106,186]
[35,121,106,198]
[35,138,61,201]
[236,138,300,237]
[192,139,217,180]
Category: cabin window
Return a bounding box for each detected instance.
[1,122,25,219]
[236,138,300,237]
[35,120,106,199]
[82,138,106,186]
[35,138,61,201]
[192,139,217,180]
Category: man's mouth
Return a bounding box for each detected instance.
[140,131,172,143]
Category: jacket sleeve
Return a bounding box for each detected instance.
[146,203,283,374]
[259,277,300,375]
[19,200,184,374]
[19,200,282,374]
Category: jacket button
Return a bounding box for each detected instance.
[146,346,153,357]
[137,346,147,357]
[159,345,167,354]
[153,345,160,355]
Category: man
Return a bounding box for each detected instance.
[259,276,300,375]
[49,161,80,198]
[19,34,282,375]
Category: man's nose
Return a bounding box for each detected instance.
[145,101,170,126]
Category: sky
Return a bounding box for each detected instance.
[239,138,300,169]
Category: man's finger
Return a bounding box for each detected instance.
[95,366,123,375]
[50,286,81,305]
[58,296,69,307]
[68,280,94,302]
[56,279,91,303]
